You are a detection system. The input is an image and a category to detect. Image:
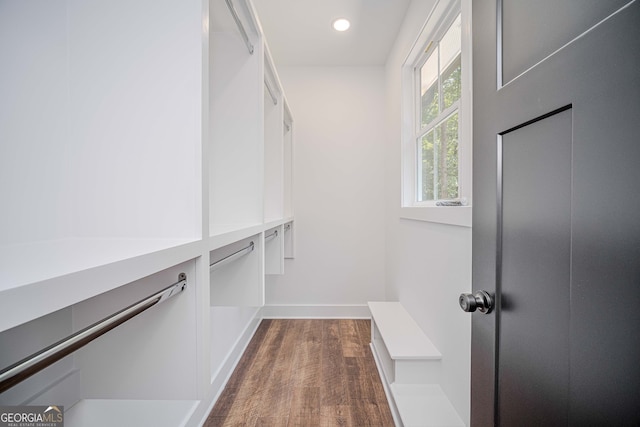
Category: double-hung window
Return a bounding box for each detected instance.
[401,0,471,226]
[417,14,461,202]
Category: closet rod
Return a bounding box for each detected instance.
[210,241,254,272]
[265,230,278,242]
[265,79,278,105]
[225,0,254,54]
[0,273,188,394]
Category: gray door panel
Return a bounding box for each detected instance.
[472,0,640,425]
[499,108,572,426]
[501,0,631,84]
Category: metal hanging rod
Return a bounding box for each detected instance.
[210,241,254,272]
[265,230,278,242]
[0,273,188,394]
[224,0,254,55]
[265,79,278,105]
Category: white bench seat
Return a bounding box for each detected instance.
[368,301,441,360]
[368,301,441,385]
[368,301,464,427]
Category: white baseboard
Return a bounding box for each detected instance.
[192,307,263,427]
[262,304,370,319]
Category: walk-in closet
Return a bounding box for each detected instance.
[4,0,638,426]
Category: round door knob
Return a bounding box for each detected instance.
[459,291,494,314]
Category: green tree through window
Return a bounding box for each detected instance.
[417,14,461,202]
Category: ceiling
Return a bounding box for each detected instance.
[251,0,412,67]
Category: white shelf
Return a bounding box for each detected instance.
[0,238,201,332]
[368,301,441,360]
[390,384,465,427]
[66,399,199,427]
[209,218,294,251]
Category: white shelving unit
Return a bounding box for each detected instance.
[0,0,294,425]
[368,302,464,427]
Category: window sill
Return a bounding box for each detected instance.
[399,206,472,227]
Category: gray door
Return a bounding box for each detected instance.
[469,1,640,425]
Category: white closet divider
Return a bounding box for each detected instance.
[209,0,265,236]
[263,47,285,223]
[283,103,295,219]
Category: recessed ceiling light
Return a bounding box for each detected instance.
[332,18,351,32]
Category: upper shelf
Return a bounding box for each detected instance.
[0,238,202,333]
[209,217,293,251]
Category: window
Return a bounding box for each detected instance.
[401,0,471,226]
[417,15,461,202]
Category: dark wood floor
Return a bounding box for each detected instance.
[204,319,395,426]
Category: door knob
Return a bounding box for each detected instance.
[459,291,494,314]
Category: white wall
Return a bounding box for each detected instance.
[261,2,471,421]
[265,66,387,310]
[384,0,472,423]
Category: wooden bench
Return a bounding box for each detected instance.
[368,302,464,427]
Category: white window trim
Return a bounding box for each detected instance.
[400,0,472,227]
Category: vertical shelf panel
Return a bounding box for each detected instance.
[283,104,294,219]
[209,0,264,236]
[263,54,284,223]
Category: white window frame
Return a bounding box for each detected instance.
[400,0,472,227]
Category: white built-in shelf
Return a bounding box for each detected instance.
[209,217,293,251]
[65,399,199,427]
[0,239,201,333]
[368,301,441,360]
[369,302,464,427]
[390,384,465,427]
[210,223,264,243]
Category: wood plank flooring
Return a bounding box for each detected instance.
[204,319,394,426]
